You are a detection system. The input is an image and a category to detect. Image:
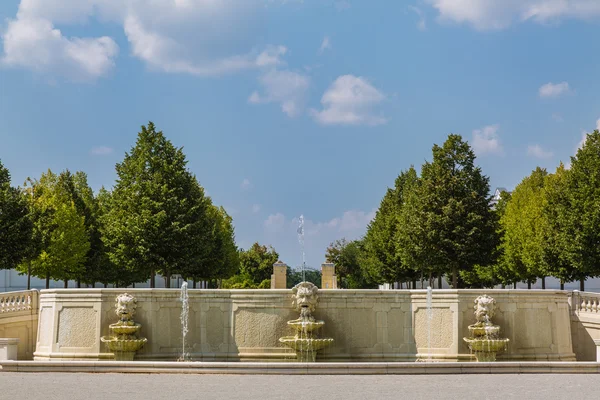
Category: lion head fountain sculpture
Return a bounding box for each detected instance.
[280,282,334,362]
[463,294,508,362]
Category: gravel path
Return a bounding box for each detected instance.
[2,373,599,400]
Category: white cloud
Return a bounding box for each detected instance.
[264,212,286,233]
[252,204,261,214]
[425,0,600,30]
[2,1,290,80]
[409,6,427,30]
[241,178,252,190]
[248,69,310,117]
[527,144,554,159]
[90,146,114,156]
[310,75,387,126]
[539,82,570,98]
[319,36,331,53]
[472,125,502,155]
[2,15,118,81]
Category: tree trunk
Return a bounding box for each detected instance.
[150,269,156,288]
[580,278,585,292]
[132,283,136,288]
[27,262,31,290]
[438,275,442,289]
[560,281,564,290]
[452,267,458,289]
[513,282,517,289]
[527,281,531,289]
[165,272,171,288]
[412,280,417,289]
[541,277,546,289]
[193,279,197,289]
[501,283,505,289]
[104,282,108,288]
[45,272,50,289]
[77,280,81,288]
[64,279,68,288]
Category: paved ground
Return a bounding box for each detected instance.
[2,373,600,400]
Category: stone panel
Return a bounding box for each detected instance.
[387,308,406,348]
[234,309,291,348]
[57,307,97,348]
[206,307,225,351]
[38,306,53,346]
[515,308,552,349]
[414,307,453,349]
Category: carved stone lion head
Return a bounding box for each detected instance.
[473,294,496,324]
[291,281,319,314]
[115,293,137,321]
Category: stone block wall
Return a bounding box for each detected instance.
[32,288,575,362]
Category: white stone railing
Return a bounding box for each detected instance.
[570,290,600,314]
[0,290,38,315]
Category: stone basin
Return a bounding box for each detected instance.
[463,337,509,352]
[287,320,325,333]
[279,337,334,351]
[109,323,142,335]
[101,337,147,352]
[467,324,500,338]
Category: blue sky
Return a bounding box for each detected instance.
[2,0,600,270]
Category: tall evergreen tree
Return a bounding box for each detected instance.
[0,160,33,272]
[101,122,211,288]
[400,135,498,288]
[363,167,419,285]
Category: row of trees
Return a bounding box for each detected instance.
[328,131,600,290]
[0,122,255,288]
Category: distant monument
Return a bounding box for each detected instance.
[321,262,337,289]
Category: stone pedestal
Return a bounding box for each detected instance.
[594,339,600,361]
[271,261,287,289]
[0,338,19,360]
[321,262,337,289]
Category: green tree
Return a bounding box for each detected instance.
[18,170,90,288]
[543,163,574,288]
[101,122,211,288]
[500,167,550,288]
[399,134,498,288]
[561,130,600,290]
[0,160,33,272]
[325,238,372,288]
[363,167,419,286]
[238,242,279,285]
[180,202,239,287]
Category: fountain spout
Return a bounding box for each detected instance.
[463,294,509,362]
[100,293,147,361]
[279,282,334,362]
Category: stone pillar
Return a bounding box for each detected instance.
[321,262,337,289]
[271,260,287,289]
[594,339,600,361]
[0,338,19,360]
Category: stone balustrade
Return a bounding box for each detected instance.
[570,290,600,314]
[0,291,36,314]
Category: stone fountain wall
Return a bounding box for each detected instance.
[30,288,577,362]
